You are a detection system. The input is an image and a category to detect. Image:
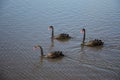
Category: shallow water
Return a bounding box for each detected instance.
[0,0,120,80]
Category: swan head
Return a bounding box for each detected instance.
[80,28,85,33]
[48,26,53,30]
[33,45,41,50]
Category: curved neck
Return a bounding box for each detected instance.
[39,46,44,56]
[82,30,86,44]
[51,27,54,38]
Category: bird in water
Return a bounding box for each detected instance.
[80,28,104,47]
[48,26,71,40]
[33,45,64,58]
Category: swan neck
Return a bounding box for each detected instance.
[39,46,44,56]
[83,30,86,44]
[51,27,54,38]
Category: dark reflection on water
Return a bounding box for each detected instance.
[0,0,120,80]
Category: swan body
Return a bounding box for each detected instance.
[33,45,64,58]
[48,26,71,40]
[54,33,71,39]
[81,39,104,47]
[44,51,64,58]
[81,28,104,47]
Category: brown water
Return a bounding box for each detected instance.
[0,0,120,80]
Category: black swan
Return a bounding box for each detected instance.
[48,26,71,40]
[33,45,64,58]
[80,28,104,46]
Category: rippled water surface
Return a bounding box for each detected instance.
[0,0,120,80]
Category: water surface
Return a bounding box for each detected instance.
[0,0,120,80]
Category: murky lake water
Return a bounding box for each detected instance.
[0,0,120,80]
